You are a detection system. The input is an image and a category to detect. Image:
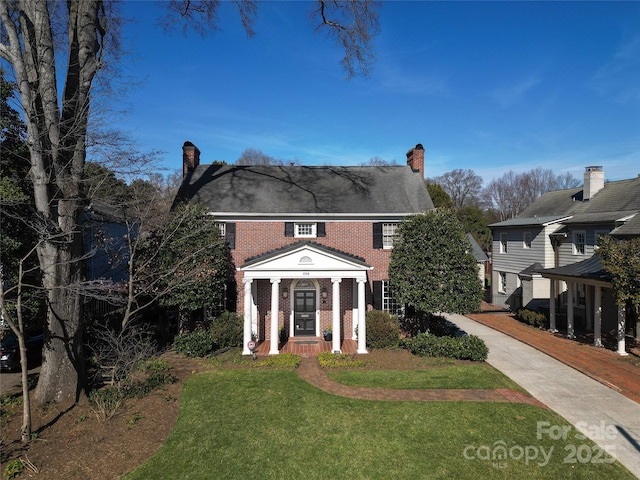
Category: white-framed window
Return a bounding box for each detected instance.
[295,223,316,238]
[523,232,532,249]
[382,280,404,317]
[215,222,226,238]
[499,233,508,254]
[382,223,398,249]
[572,230,586,255]
[498,272,507,294]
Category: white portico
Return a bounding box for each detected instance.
[239,241,372,356]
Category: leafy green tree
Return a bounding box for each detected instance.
[426,182,454,209]
[389,210,483,315]
[456,205,492,252]
[597,236,640,338]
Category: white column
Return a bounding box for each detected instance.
[593,286,603,347]
[566,281,575,339]
[331,278,342,353]
[585,286,593,331]
[357,278,368,354]
[269,278,280,355]
[242,278,253,355]
[548,280,557,332]
[616,304,628,356]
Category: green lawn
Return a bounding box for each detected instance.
[326,365,527,391]
[125,369,634,480]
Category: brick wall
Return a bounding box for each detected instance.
[231,220,391,338]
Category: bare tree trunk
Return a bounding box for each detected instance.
[1,0,105,406]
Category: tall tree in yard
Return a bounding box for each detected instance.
[1,0,379,406]
[389,210,483,315]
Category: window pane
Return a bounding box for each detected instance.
[382,223,398,248]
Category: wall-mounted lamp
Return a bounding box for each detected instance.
[321,288,327,298]
[281,289,288,299]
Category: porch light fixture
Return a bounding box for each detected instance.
[281,289,288,299]
[321,288,327,298]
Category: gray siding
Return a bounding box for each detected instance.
[492,227,545,273]
[557,224,614,267]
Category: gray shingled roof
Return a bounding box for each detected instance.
[539,255,612,283]
[491,176,640,228]
[175,164,434,215]
[489,215,570,228]
[611,213,640,237]
[467,234,488,262]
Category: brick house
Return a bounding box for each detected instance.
[174,142,434,355]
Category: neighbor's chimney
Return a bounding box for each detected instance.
[583,166,604,201]
[182,141,201,177]
[406,144,425,178]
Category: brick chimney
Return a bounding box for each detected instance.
[406,144,425,178]
[583,166,604,200]
[182,141,201,177]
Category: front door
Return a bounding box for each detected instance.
[294,290,316,336]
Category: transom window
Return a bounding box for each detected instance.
[382,280,404,317]
[382,223,398,249]
[573,231,586,255]
[295,223,316,238]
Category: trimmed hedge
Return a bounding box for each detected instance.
[365,310,400,349]
[515,308,548,329]
[173,330,215,357]
[402,332,488,362]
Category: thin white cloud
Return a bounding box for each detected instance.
[490,76,542,108]
[591,33,640,104]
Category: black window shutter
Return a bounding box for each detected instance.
[285,222,294,237]
[317,222,326,237]
[373,223,383,249]
[373,281,382,310]
[225,223,236,250]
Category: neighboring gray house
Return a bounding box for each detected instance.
[490,166,640,354]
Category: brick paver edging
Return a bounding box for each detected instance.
[296,357,548,408]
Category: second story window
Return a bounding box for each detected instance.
[573,231,586,255]
[285,222,326,238]
[382,223,398,249]
[295,223,316,237]
[500,233,508,254]
[216,222,226,238]
[523,232,532,249]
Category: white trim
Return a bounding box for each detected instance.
[206,212,415,221]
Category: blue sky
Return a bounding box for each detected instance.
[117,1,640,185]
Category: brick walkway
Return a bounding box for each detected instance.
[466,310,640,405]
[296,356,548,408]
